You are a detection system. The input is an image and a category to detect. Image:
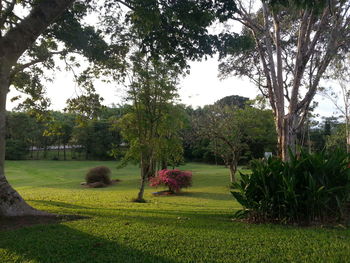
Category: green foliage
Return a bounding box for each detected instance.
[5,139,29,160]
[232,150,350,224]
[326,124,347,152]
[85,166,112,185]
[118,53,183,172]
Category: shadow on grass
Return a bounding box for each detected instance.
[0,224,178,263]
[28,200,93,210]
[178,191,231,201]
[0,214,88,232]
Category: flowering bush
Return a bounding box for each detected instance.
[149,169,192,193]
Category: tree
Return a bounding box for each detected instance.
[218,0,350,160]
[321,54,350,153]
[118,53,183,202]
[194,102,276,182]
[0,0,77,217]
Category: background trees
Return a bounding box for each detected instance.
[192,98,276,182]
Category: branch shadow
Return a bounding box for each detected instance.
[0,224,178,263]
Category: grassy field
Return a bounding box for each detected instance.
[1,161,350,263]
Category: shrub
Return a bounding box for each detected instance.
[85,166,112,185]
[231,150,350,224]
[149,169,192,193]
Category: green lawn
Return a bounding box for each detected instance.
[1,161,350,263]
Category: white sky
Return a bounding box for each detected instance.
[6,56,340,118]
[6,55,259,110]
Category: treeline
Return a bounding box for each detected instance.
[6,95,345,164]
[5,107,124,161]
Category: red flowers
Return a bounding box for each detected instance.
[149,169,192,193]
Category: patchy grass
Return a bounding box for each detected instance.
[0,161,350,263]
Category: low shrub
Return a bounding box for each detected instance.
[149,169,192,193]
[231,150,350,224]
[85,166,112,185]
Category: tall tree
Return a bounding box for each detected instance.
[118,53,182,202]
[218,0,350,160]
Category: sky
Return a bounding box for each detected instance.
[7,54,339,120]
[6,55,258,110]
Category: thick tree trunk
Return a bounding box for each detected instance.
[276,113,298,161]
[0,66,48,216]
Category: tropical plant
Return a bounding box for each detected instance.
[231,150,350,224]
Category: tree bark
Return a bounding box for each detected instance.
[136,153,149,202]
[228,154,238,183]
[280,115,298,161]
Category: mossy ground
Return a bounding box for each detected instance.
[1,161,349,263]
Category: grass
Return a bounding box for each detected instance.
[0,161,350,263]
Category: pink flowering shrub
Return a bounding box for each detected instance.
[149,169,193,193]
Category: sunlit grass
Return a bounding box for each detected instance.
[1,161,349,263]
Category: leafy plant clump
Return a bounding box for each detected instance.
[85,166,112,185]
[231,150,350,225]
[150,169,193,193]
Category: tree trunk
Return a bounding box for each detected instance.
[161,159,167,170]
[0,66,48,216]
[346,116,350,154]
[135,154,149,202]
[63,144,66,161]
[276,114,298,161]
[228,156,238,183]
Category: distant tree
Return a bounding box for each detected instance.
[194,103,276,182]
[214,95,250,108]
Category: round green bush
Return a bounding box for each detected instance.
[85,166,112,185]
